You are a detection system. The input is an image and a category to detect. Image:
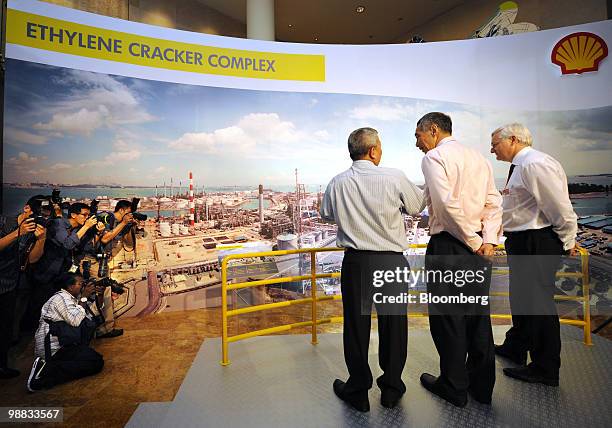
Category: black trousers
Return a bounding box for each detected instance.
[340,250,408,399]
[0,290,17,367]
[40,345,104,389]
[425,232,495,398]
[502,227,563,379]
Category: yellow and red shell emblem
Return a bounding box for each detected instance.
[551,32,608,74]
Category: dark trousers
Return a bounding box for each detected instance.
[340,250,408,399]
[0,290,17,367]
[426,232,495,399]
[502,227,563,379]
[40,345,104,389]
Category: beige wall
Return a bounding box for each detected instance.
[40,0,246,37]
[396,0,608,42]
[40,0,606,42]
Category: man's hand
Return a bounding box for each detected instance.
[567,244,580,257]
[19,218,36,235]
[81,282,95,298]
[96,222,106,233]
[84,216,98,229]
[121,213,134,225]
[34,224,46,240]
[476,243,495,257]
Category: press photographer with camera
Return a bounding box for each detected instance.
[27,272,104,392]
[0,196,47,379]
[27,203,100,327]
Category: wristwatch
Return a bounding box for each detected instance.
[80,297,88,304]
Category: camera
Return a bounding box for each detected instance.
[130,198,148,221]
[95,277,126,295]
[89,199,100,216]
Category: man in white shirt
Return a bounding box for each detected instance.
[416,112,502,407]
[27,273,104,392]
[490,123,577,386]
[321,127,424,411]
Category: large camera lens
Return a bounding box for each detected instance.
[97,254,109,278]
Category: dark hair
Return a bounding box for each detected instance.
[55,272,82,290]
[417,112,452,134]
[25,195,46,211]
[69,202,90,216]
[114,200,131,212]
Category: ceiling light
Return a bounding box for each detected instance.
[288,24,293,28]
[356,6,365,13]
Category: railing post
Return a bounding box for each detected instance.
[311,251,318,345]
[581,249,593,346]
[221,258,231,365]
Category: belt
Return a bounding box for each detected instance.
[344,248,403,255]
[504,225,553,237]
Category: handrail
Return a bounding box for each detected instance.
[220,245,591,365]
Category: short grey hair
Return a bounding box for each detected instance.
[348,127,379,160]
[492,123,533,146]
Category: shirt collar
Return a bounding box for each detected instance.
[437,136,456,148]
[511,146,532,166]
[352,160,377,169]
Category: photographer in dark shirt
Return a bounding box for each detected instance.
[28,203,99,327]
[0,196,47,379]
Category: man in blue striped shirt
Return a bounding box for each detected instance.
[321,127,424,411]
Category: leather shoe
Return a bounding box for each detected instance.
[495,344,527,365]
[97,328,123,339]
[419,373,467,407]
[380,389,402,409]
[503,366,558,386]
[333,379,370,412]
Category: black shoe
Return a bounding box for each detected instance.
[503,366,558,386]
[495,344,527,365]
[0,367,20,379]
[419,373,467,408]
[380,389,402,409]
[97,328,124,339]
[27,357,46,392]
[333,379,370,412]
[467,387,492,405]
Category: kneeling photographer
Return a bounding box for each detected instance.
[27,273,104,392]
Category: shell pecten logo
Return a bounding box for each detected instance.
[551,32,608,75]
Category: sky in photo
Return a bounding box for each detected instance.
[4,59,611,188]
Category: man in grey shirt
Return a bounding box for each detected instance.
[321,127,424,411]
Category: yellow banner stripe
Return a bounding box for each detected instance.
[7,9,325,82]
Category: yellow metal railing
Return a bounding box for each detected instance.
[220,245,591,365]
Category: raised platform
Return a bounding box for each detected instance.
[127,326,612,427]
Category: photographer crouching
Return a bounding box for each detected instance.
[27,272,104,392]
[0,196,47,379]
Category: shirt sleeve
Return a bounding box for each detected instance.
[521,162,578,250]
[399,173,426,215]
[47,293,86,327]
[421,154,483,252]
[320,181,336,223]
[49,219,81,250]
[481,160,503,245]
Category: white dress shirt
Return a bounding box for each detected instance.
[422,136,503,252]
[320,160,425,252]
[502,146,577,250]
